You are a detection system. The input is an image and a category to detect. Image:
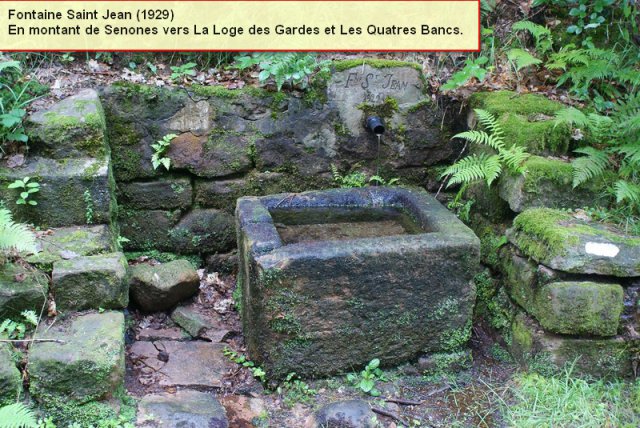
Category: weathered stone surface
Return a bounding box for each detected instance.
[29,311,125,403]
[101,83,189,182]
[0,263,47,320]
[328,62,424,138]
[535,281,624,337]
[128,340,231,388]
[27,89,107,159]
[137,390,228,428]
[117,177,192,210]
[137,327,190,341]
[219,395,267,428]
[469,91,570,155]
[307,400,377,428]
[205,251,238,274]
[502,248,624,336]
[25,225,115,270]
[0,156,114,228]
[129,260,199,312]
[168,131,252,178]
[510,312,634,378]
[194,178,249,210]
[237,187,479,378]
[509,208,640,277]
[171,303,232,341]
[0,343,21,406]
[118,209,179,251]
[169,208,235,254]
[166,99,211,136]
[52,253,128,311]
[499,156,610,212]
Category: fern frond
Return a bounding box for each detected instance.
[473,109,504,140]
[554,107,589,128]
[571,147,611,188]
[512,21,553,53]
[0,209,37,255]
[612,180,640,205]
[500,145,530,173]
[613,144,640,168]
[0,402,38,428]
[452,130,493,146]
[441,154,502,187]
[507,49,542,71]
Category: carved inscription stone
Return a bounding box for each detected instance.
[327,65,426,136]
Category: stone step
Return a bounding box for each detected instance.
[0,263,47,320]
[52,252,128,311]
[29,311,125,404]
[0,156,115,228]
[136,390,228,428]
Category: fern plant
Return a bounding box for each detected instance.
[0,208,36,255]
[512,20,553,54]
[555,93,640,214]
[441,109,530,188]
[0,403,38,428]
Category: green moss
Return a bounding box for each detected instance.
[522,156,573,193]
[407,99,432,113]
[511,208,577,260]
[422,350,473,376]
[498,113,570,154]
[333,58,421,72]
[190,84,271,99]
[470,91,564,116]
[511,313,534,354]
[124,250,202,268]
[357,96,400,119]
[440,320,472,351]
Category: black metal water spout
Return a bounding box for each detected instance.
[365,116,385,135]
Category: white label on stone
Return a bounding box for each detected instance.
[585,242,619,257]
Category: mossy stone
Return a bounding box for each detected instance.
[129,260,199,312]
[25,225,115,271]
[0,343,22,405]
[27,89,107,159]
[117,177,192,210]
[469,91,570,155]
[509,208,640,276]
[509,312,633,378]
[0,263,47,320]
[29,311,125,403]
[535,281,623,337]
[499,156,611,212]
[52,253,129,311]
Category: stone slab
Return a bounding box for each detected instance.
[29,311,125,403]
[129,260,199,312]
[0,263,47,320]
[0,343,22,406]
[25,225,115,270]
[129,340,231,388]
[509,208,640,277]
[52,252,128,311]
[117,177,192,210]
[0,156,114,228]
[137,390,228,428]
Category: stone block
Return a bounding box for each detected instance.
[25,225,115,271]
[0,263,47,320]
[169,208,235,254]
[117,177,192,210]
[237,187,479,378]
[27,89,107,159]
[0,343,21,405]
[52,253,128,311]
[137,390,228,428]
[129,260,199,312]
[510,312,634,378]
[509,208,640,276]
[469,91,570,155]
[0,156,114,228]
[29,311,125,403]
[499,156,610,212]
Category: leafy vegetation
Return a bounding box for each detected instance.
[150,133,176,171]
[331,164,399,188]
[170,62,197,82]
[0,207,37,255]
[232,53,330,91]
[223,347,267,384]
[0,310,37,340]
[346,358,388,396]
[277,372,317,407]
[7,177,40,206]
[441,109,529,188]
[0,402,38,428]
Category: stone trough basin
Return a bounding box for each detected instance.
[236,187,480,378]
